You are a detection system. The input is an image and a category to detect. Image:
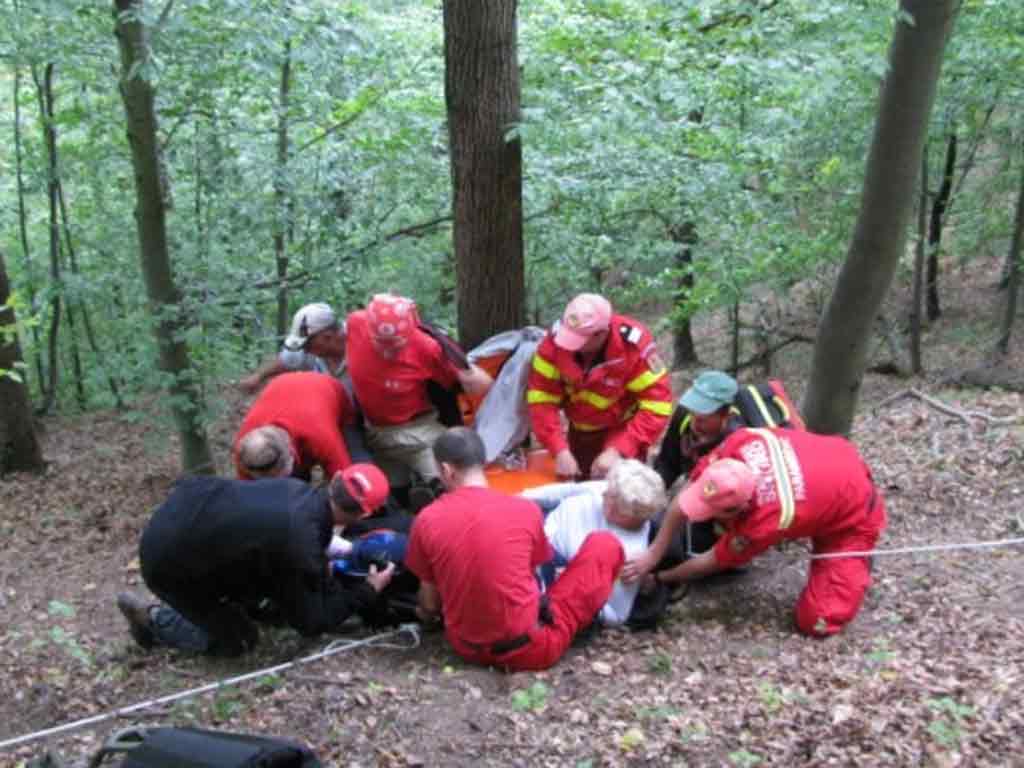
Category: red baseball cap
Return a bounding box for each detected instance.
[366,294,419,343]
[678,458,756,522]
[554,293,612,351]
[338,463,390,515]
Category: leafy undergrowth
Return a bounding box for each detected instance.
[2,262,1023,767]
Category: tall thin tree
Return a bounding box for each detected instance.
[114,0,214,473]
[803,0,956,434]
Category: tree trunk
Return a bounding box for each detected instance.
[926,131,957,321]
[670,221,698,367]
[33,63,62,414]
[274,40,293,340]
[114,0,214,474]
[0,250,45,474]
[803,0,954,434]
[444,0,525,349]
[995,143,1024,357]
[12,67,45,395]
[910,144,928,374]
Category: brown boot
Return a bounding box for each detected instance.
[116,591,155,649]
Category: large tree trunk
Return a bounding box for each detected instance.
[114,0,214,473]
[995,144,1024,357]
[444,0,525,349]
[803,0,954,434]
[0,250,45,474]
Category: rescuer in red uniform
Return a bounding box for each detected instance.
[624,427,887,636]
[526,293,672,480]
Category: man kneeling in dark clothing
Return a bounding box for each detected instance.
[117,473,394,656]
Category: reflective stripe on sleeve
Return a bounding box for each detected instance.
[626,368,666,393]
[638,399,672,416]
[526,389,562,405]
[531,355,560,381]
[747,428,796,530]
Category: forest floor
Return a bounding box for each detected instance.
[2,256,1023,767]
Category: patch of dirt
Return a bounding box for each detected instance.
[2,255,1023,767]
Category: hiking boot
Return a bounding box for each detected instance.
[117,591,155,650]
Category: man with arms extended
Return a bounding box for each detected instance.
[346,294,492,500]
[624,427,886,637]
[405,427,624,671]
[526,293,672,480]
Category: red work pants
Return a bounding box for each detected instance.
[795,491,887,637]
[452,531,624,671]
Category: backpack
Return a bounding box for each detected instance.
[732,379,805,430]
[92,726,320,768]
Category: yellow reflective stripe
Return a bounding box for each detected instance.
[526,389,562,405]
[626,368,665,393]
[570,421,605,432]
[570,389,615,410]
[748,428,796,530]
[638,399,672,416]
[746,428,794,527]
[772,395,790,421]
[746,385,777,428]
[679,413,692,435]
[531,354,560,381]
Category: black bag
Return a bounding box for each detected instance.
[732,379,805,430]
[96,726,320,768]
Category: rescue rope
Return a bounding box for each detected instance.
[0,623,421,753]
[805,536,1024,560]
[685,521,1024,560]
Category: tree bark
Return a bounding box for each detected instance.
[444,0,525,349]
[995,143,1024,357]
[33,63,62,414]
[670,221,698,367]
[803,0,955,434]
[0,250,45,474]
[926,131,957,321]
[114,0,214,473]
[910,144,928,374]
[274,39,293,340]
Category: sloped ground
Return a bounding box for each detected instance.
[1,256,1022,767]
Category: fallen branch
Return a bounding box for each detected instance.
[872,387,1019,425]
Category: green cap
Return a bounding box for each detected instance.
[679,371,738,415]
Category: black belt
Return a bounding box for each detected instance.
[466,596,552,656]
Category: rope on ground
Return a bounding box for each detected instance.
[0,623,421,754]
[805,536,1024,560]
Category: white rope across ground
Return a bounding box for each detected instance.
[806,536,1024,560]
[0,624,421,753]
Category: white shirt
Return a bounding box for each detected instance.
[540,483,650,626]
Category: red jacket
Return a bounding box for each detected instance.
[234,372,354,480]
[526,314,672,457]
[704,428,886,569]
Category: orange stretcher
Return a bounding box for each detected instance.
[485,449,558,495]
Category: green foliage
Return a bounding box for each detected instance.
[729,748,763,767]
[510,681,549,712]
[926,696,976,748]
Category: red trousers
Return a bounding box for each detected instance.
[450,531,624,671]
[794,492,887,637]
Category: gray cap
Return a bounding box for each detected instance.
[679,371,738,415]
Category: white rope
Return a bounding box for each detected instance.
[806,536,1024,560]
[0,624,420,753]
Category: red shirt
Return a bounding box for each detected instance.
[405,486,553,645]
[346,310,460,426]
[234,372,354,480]
[706,428,884,569]
[526,313,672,457]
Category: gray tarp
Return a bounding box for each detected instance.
[468,327,546,462]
